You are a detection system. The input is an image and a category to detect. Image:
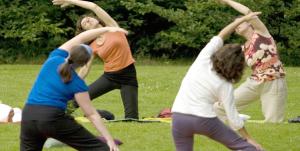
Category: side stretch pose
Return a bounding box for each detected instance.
[53,0,139,119]
[214,0,287,123]
[171,12,264,151]
[20,27,126,151]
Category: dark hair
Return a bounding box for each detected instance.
[211,44,245,83]
[75,14,106,35]
[59,45,91,83]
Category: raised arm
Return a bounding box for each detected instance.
[219,0,270,36]
[53,0,119,27]
[59,27,127,52]
[219,0,251,14]
[218,12,261,40]
[78,54,95,79]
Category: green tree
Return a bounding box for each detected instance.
[0,0,299,65]
[0,0,71,62]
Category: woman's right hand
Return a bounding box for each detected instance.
[107,140,120,151]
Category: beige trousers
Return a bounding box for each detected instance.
[214,78,287,123]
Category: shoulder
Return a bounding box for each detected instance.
[253,30,272,39]
[105,31,127,38]
[211,36,223,43]
[71,73,88,90]
[198,36,224,58]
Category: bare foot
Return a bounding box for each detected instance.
[7,109,14,122]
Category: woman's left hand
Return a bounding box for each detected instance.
[247,138,264,151]
[107,140,120,151]
[52,0,72,8]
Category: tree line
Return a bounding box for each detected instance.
[0,0,299,65]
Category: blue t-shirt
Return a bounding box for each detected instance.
[26,48,88,110]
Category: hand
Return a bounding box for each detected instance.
[107,140,120,151]
[217,0,227,4]
[247,138,264,151]
[52,0,72,8]
[106,27,129,35]
[239,11,261,21]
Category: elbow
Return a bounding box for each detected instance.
[246,9,252,14]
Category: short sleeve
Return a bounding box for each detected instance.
[194,36,223,63]
[70,72,89,94]
[201,36,223,57]
[48,48,69,59]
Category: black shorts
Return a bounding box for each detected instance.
[104,63,138,87]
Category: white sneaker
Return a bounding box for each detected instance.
[239,114,251,121]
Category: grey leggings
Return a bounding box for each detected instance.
[88,75,138,119]
[172,113,257,151]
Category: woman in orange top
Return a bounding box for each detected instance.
[53,0,138,119]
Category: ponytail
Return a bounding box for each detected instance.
[59,44,92,83]
[59,60,73,83]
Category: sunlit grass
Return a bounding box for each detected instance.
[0,64,299,151]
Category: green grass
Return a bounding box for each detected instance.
[0,64,299,151]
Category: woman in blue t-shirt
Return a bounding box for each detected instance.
[20,27,126,151]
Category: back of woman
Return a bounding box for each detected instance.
[26,49,88,111]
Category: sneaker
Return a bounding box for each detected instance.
[96,110,115,120]
[97,136,123,145]
[239,114,251,121]
[288,116,300,123]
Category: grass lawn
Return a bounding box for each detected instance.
[0,64,299,151]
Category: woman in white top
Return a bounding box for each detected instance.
[171,12,264,151]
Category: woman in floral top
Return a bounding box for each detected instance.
[214,0,287,123]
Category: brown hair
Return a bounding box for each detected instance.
[211,44,245,83]
[75,14,106,35]
[59,45,91,83]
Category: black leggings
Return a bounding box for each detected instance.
[74,75,138,119]
[20,114,108,151]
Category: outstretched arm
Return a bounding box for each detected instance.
[59,27,127,52]
[75,92,119,151]
[78,54,95,79]
[218,0,270,36]
[53,0,119,27]
[219,0,251,14]
[238,127,264,151]
[218,12,261,40]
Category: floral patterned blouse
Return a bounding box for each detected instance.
[243,32,285,83]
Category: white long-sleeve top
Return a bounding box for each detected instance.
[171,36,244,130]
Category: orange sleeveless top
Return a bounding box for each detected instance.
[90,32,135,72]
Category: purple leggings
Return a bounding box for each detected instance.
[172,113,257,151]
